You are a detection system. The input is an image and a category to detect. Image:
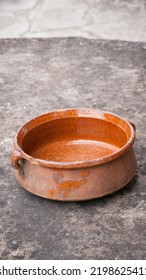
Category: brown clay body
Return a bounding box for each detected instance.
[11,109,137,201]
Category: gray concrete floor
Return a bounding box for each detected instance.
[0,0,146,41]
[0,38,146,259]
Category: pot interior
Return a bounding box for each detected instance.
[20,116,129,162]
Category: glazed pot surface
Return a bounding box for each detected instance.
[11,108,137,201]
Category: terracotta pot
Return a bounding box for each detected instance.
[11,109,137,201]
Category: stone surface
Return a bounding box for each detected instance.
[0,0,146,41]
[0,37,146,260]
[0,13,29,38]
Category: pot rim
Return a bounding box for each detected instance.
[14,108,136,169]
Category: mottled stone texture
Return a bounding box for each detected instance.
[0,0,146,41]
[0,38,146,260]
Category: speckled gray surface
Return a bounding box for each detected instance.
[0,38,146,260]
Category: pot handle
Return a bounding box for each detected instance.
[125,119,136,131]
[11,148,24,177]
[129,121,136,131]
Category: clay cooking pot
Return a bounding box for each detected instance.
[11,109,137,201]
